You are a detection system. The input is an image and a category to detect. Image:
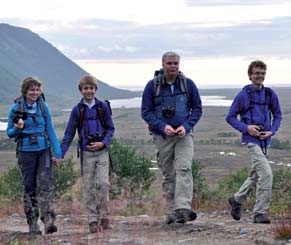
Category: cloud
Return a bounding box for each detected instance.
[184,0,288,6]
[36,17,291,60]
[2,16,291,61]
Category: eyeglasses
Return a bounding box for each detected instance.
[166,62,179,66]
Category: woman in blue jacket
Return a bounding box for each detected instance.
[7,77,61,235]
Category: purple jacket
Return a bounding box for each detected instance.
[61,98,115,158]
[226,84,282,147]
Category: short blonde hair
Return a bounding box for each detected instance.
[78,75,98,91]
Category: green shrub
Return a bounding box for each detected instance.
[217,167,249,195]
[271,168,291,213]
[0,165,23,201]
[109,138,156,199]
[192,160,209,204]
[53,156,78,198]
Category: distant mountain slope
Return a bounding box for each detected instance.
[0,23,139,104]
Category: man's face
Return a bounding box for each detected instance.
[80,84,96,102]
[249,67,266,87]
[162,56,180,79]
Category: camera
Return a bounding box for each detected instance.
[258,125,264,132]
[87,132,103,144]
[12,110,28,123]
[162,105,175,118]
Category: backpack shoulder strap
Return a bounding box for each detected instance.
[77,103,85,131]
[243,85,254,111]
[179,72,187,94]
[104,100,112,115]
[96,101,107,129]
[39,98,47,122]
[153,69,163,98]
[264,87,272,106]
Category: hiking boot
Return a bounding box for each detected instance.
[228,196,241,221]
[165,214,176,224]
[253,213,271,224]
[89,221,98,233]
[175,209,197,223]
[101,218,113,230]
[28,218,42,235]
[44,216,57,234]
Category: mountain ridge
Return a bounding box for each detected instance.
[0,23,140,105]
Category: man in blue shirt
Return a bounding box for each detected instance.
[226,60,282,224]
[141,51,202,224]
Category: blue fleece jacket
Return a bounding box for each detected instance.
[61,97,115,158]
[226,84,282,147]
[141,76,202,135]
[7,97,62,158]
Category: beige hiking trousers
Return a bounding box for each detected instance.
[82,149,110,224]
[153,133,194,215]
[234,143,273,214]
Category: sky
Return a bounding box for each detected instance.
[1,0,291,89]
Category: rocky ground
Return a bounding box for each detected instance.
[0,210,291,245]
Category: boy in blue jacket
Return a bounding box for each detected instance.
[61,75,114,233]
[226,60,282,224]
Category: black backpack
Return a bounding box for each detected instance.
[242,85,272,117]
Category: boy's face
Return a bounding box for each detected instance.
[80,84,96,102]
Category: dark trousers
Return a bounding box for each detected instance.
[18,149,55,223]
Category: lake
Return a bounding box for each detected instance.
[0,96,232,131]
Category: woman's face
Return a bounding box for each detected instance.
[25,85,41,104]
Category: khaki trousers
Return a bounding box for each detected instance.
[82,149,110,224]
[154,133,194,215]
[234,143,273,214]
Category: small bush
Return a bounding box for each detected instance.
[0,165,23,201]
[192,160,209,207]
[53,156,78,199]
[271,168,291,213]
[109,138,156,199]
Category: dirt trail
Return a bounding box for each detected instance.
[0,210,289,245]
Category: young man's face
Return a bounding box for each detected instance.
[162,55,180,79]
[80,84,96,102]
[249,67,266,87]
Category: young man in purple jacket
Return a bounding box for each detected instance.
[61,75,115,233]
[226,60,282,224]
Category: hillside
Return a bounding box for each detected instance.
[0,23,139,104]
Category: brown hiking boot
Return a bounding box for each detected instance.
[253,213,271,224]
[228,196,242,221]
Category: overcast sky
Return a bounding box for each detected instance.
[1,0,291,88]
